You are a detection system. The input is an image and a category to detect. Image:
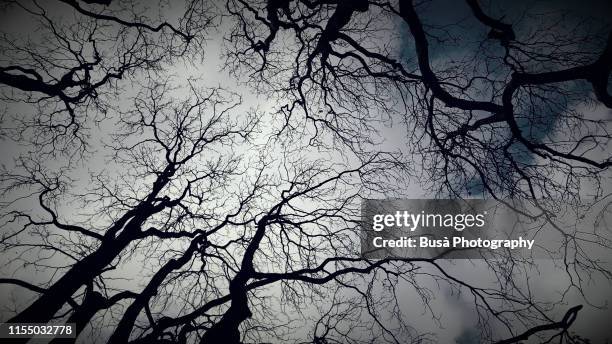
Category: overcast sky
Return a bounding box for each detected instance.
[1,1,611,343]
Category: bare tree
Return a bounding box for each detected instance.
[1,79,258,339]
[0,0,210,155]
[0,0,611,343]
[224,0,611,197]
[220,0,612,342]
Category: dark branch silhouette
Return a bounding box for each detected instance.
[0,0,610,343]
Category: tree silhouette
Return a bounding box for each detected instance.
[1,0,611,343]
[0,0,209,154]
